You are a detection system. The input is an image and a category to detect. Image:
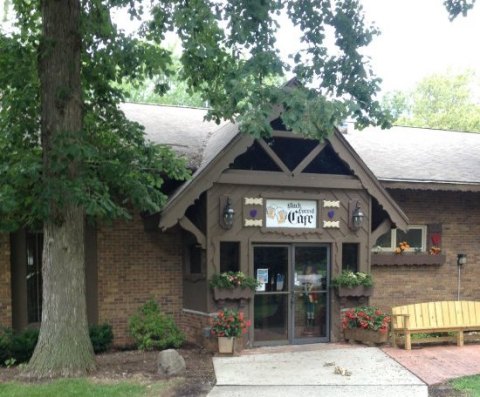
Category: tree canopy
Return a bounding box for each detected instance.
[382,70,480,132]
[0,0,392,232]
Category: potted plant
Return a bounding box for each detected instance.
[332,271,373,297]
[210,308,252,353]
[209,271,259,302]
[342,305,391,345]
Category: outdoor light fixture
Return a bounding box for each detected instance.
[457,253,467,266]
[222,197,235,229]
[351,201,365,230]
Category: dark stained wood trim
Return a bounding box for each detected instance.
[383,181,480,192]
[179,216,206,249]
[272,130,303,138]
[372,254,446,266]
[159,124,254,229]
[292,142,326,176]
[257,139,291,175]
[217,170,363,189]
[371,219,392,248]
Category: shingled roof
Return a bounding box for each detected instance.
[120,102,480,190]
[119,102,220,169]
[344,125,480,190]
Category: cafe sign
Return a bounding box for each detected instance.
[265,199,317,229]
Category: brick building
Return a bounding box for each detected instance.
[1,104,479,348]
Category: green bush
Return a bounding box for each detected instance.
[0,327,13,364]
[0,327,39,365]
[0,323,114,366]
[89,323,113,353]
[128,300,185,351]
[10,328,39,363]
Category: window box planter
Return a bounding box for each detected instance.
[213,287,254,301]
[371,253,446,266]
[344,328,388,345]
[336,286,373,298]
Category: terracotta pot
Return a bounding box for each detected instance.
[218,336,235,354]
[213,287,254,301]
[344,328,388,345]
[336,286,373,297]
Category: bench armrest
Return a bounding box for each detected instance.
[391,313,410,330]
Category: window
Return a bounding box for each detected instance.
[220,242,240,273]
[185,245,205,275]
[374,226,427,252]
[342,243,359,272]
[26,232,43,324]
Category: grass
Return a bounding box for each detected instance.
[451,374,480,396]
[0,378,178,397]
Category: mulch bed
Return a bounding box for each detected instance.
[0,343,216,397]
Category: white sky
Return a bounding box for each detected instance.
[360,0,480,93]
[275,0,480,94]
[2,0,480,95]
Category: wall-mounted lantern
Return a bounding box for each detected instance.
[351,201,365,230]
[457,253,467,266]
[221,197,235,229]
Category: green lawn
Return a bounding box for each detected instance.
[451,375,480,396]
[0,378,178,397]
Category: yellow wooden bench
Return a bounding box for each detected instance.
[391,301,480,350]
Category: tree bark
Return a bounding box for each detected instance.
[25,0,96,378]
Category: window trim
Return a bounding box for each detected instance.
[373,225,427,252]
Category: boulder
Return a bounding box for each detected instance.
[157,349,186,376]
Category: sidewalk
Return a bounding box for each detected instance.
[208,343,427,397]
[383,344,480,385]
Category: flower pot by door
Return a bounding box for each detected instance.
[218,337,235,354]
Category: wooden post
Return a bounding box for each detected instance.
[404,315,411,350]
[457,330,464,347]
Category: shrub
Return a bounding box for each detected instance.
[0,327,40,365]
[0,323,114,366]
[0,327,13,364]
[89,323,113,353]
[128,300,185,351]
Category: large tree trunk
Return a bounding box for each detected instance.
[25,0,96,378]
[27,207,95,378]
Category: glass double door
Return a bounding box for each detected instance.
[252,244,330,345]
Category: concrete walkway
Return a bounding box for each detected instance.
[208,343,427,397]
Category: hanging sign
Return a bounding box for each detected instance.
[265,199,317,229]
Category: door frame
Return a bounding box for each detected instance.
[251,243,331,346]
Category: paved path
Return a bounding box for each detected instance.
[208,343,427,397]
[383,344,480,385]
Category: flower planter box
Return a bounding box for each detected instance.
[371,254,446,266]
[217,336,235,354]
[336,286,373,297]
[213,287,254,301]
[344,328,388,345]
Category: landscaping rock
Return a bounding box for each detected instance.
[157,349,186,376]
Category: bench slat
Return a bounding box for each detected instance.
[391,301,480,350]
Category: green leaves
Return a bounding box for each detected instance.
[383,70,480,132]
[1,0,393,230]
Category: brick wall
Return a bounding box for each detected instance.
[371,190,480,312]
[96,218,185,346]
[180,310,217,350]
[0,233,11,327]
